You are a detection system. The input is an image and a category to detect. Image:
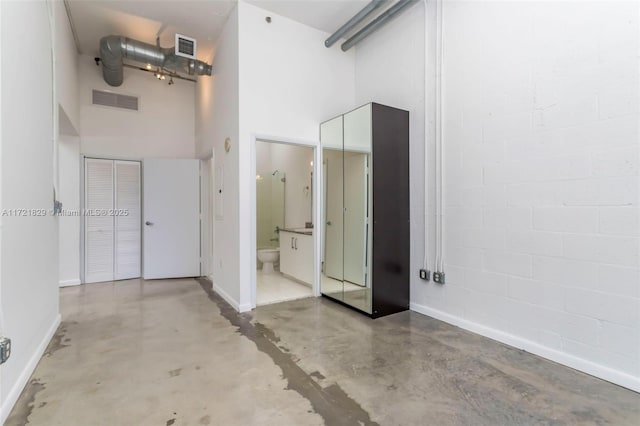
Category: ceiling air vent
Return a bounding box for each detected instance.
[92,90,139,111]
[175,33,197,59]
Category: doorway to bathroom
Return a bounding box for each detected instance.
[255,140,315,306]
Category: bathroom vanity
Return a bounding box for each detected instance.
[320,103,409,318]
[279,229,314,286]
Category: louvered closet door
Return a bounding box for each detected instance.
[114,161,141,280]
[85,159,115,283]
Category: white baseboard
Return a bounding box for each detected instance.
[410,302,640,393]
[59,279,81,287]
[238,302,253,313]
[1,314,61,424]
[210,280,252,313]
[211,281,240,311]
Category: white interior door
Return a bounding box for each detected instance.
[114,161,141,280]
[85,158,115,283]
[143,159,200,279]
[85,158,141,283]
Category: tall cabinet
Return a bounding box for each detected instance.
[320,103,409,318]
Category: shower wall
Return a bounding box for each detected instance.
[256,141,314,229]
[256,173,285,248]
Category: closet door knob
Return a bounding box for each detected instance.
[145,221,154,226]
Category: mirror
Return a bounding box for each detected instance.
[322,148,344,301]
[342,150,371,313]
[320,104,373,314]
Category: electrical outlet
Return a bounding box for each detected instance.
[433,272,445,284]
[419,269,430,281]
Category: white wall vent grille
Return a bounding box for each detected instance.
[92,90,139,111]
[175,33,197,59]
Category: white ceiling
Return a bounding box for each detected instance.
[246,0,370,34]
[67,0,372,61]
[67,0,237,60]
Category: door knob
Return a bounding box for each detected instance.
[145,221,154,226]
[326,221,332,225]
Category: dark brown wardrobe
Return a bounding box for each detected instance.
[320,102,409,318]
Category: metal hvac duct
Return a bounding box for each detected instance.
[324,0,386,48]
[99,35,212,87]
[341,0,417,52]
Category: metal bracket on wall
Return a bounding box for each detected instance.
[0,336,11,364]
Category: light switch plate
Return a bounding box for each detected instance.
[419,269,430,281]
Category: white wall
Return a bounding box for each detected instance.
[237,2,356,143]
[58,134,81,286]
[196,1,355,310]
[0,1,61,421]
[353,1,431,314]
[53,0,79,132]
[195,0,640,391]
[255,138,271,173]
[195,6,241,309]
[236,0,356,309]
[409,0,640,391]
[79,55,196,159]
[54,0,81,287]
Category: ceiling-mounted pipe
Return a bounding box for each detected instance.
[341,0,417,52]
[99,35,212,87]
[123,64,197,83]
[324,0,386,48]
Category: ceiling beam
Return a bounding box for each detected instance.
[63,0,82,54]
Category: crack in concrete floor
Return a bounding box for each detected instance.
[197,278,379,426]
[5,278,640,426]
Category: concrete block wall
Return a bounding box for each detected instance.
[411,0,640,391]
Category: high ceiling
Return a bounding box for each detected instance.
[246,0,370,33]
[67,0,372,61]
[68,0,236,60]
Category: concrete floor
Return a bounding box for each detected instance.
[6,278,640,426]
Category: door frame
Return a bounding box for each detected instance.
[343,152,369,287]
[80,155,143,284]
[250,134,321,309]
[199,152,215,281]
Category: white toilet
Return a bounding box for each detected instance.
[257,248,280,273]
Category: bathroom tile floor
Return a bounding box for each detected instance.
[256,269,313,306]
